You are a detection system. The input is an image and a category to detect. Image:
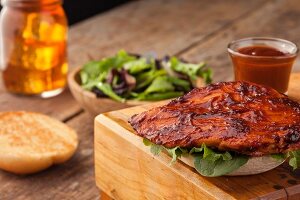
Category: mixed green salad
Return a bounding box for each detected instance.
[80,50,212,102]
[143,139,300,177]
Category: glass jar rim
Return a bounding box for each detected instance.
[227,37,299,59]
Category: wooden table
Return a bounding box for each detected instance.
[1,0,300,199]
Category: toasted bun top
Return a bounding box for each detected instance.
[0,111,78,174]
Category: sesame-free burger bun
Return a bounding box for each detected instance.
[0,111,78,174]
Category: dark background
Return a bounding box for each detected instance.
[0,0,130,25]
[63,0,130,25]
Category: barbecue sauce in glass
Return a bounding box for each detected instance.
[238,46,286,57]
[232,45,296,93]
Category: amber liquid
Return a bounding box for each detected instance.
[231,45,296,93]
[1,5,67,95]
[238,46,287,57]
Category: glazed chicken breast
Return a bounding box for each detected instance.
[129,81,300,156]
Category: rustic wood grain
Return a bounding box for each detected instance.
[1,0,300,199]
[0,113,98,200]
[68,0,266,68]
[0,0,266,121]
[95,120,236,200]
[285,185,300,200]
[181,0,300,82]
[250,190,287,200]
[0,89,82,121]
[94,73,300,200]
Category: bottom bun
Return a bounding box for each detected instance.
[179,155,285,176]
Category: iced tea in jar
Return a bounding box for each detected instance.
[0,0,68,97]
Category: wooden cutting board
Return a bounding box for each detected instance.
[95,73,300,200]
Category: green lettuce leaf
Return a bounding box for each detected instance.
[143,139,187,162]
[144,76,175,94]
[190,144,247,177]
[95,82,124,102]
[142,138,300,177]
[124,58,153,74]
[168,76,192,92]
[134,76,185,100]
[150,144,163,155]
[271,153,286,161]
[80,50,213,102]
[169,57,212,83]
[143,140,248,177]
[80,50,136,85]
[202,144,232,161]
[143,139,163,155]
[80,71,89,85]
[194,154,248,177]
[165,147,188,163]
[110,50,136,68]
[143,138,152,146]
[288,150,300,170]
[135,69,167,90]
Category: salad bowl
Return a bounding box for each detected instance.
[68,67,149,116]
[68,51,211,116]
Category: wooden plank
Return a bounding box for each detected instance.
[251,190,287,200]
[94,73,300,200]
[0,0,265,121]
[1,0,297,199]
[95,120,236,200]
[286,185,300,200]
[0,88,82,121]
[181,0,300,82]
[0,113,98,200]
[68,0,266,68]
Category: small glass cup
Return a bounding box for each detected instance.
[228,37,298,94]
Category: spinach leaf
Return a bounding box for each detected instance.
[81,80,100,90]
[80,50,136,83]
[81,61,103,80]
[124,58,153,74]
[168,76,191,92]
[199,68,213,84]
[95,82,124,102]
[144,76,175,94]
[169,57,212,83]
[135,69,167,90]
[135,76,183,100]
[80,50,213,102]
[111,50,136,68]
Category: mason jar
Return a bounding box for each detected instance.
[0,0,68,97]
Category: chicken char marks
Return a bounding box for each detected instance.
[129,81,300,156]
